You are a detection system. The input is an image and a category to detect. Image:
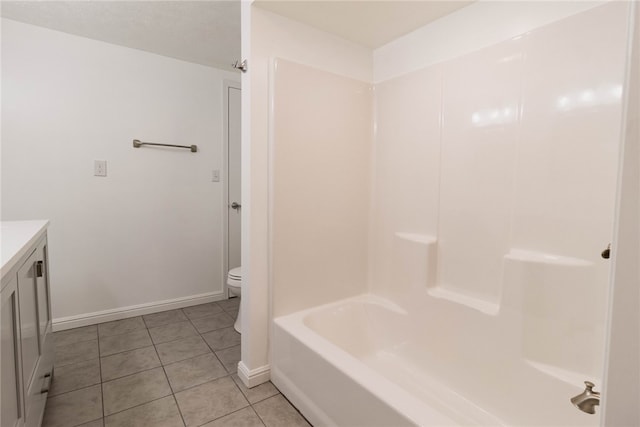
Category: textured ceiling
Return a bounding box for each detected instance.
[254,0,474,48]
[0,0,474,68]
[0,1,241,71]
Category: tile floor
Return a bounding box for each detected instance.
[43,299,312,427]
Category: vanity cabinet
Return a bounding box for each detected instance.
[1,221,54,427]
[1,276,23,427]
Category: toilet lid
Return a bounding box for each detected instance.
[228,267,242,279]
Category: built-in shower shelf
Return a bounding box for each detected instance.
[427,286,499,316]
[394,232,437,245]
[525,359,595,387]
[505,249,592,267]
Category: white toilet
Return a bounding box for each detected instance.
[226,267,242,333]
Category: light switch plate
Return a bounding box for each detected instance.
[94,160,107,177]
[212,169,220,182]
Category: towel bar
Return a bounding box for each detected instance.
[133,139,197,153]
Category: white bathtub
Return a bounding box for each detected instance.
[272,294,504,426]
[272,292,599,426]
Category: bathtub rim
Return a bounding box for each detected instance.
[271,293,505,427]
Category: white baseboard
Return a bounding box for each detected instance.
[52,291,227,331]
[237,361,271,388]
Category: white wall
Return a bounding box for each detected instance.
[241,5,371,386]
[1,19,239,327]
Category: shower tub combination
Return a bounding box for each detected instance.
[272,243,602,427]
[266,2,629,426]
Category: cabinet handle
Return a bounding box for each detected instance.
[35,260,44,277]
[41,373,52,394]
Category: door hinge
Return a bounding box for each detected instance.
[232,59,248,73]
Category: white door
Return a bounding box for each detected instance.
[227,85,242,272]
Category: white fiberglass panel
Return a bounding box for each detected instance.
[371,66,442,296]
[513,3,626,259]
[364,2,628,426]
[512,0,628,384]
[270,2,629,427]
[271,59,372,317]
[437,36,523,304]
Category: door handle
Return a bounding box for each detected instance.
[41,372,52,394]
[231,202,241,210]
[35,260,44,277]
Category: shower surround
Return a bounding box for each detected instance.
[268,2,630,426]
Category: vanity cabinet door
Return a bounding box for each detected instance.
[35,240,50,340]
[16,250,40,401]
[1,277,24,427]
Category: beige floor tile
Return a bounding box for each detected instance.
[182,303,223,320]
[148,321,198,344]
[98,317,146,338]
[102,367,172,415]
[155,335,211,365]
[164,353,227,392]
[54,325,97,348]
[253,395,311,427]
[101,346,160,381]
[54,339,99,367]
[217,298,240,313]
[104,396,184,427]
[42,384,102,427]
[190,312,235,334]
[45,306,307,427]
[143,309,188,328]
[174,376,249,427]
[78,419,104,427]
[215,345,241,373]
[201,327,240,351]
[100,329,152,356]
[201,407,265,427]
[231,375,279,404]
[50,358,101,396]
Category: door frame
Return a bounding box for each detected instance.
[223,80,242,299]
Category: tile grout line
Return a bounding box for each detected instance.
[200,328,241,354]
[191,302,240,374]
[102,361,162,384]
[101,392,175,421]
[252,403,270,427]
[71,416,103,427]
[45,382,100,400]
[53,338,100,368]
[101,325,172,421]
[166,311,188,426]
[151,322,188,427]
[195,403,261,427]
[163,367,233,395]
[171,393,188,427]
[97,331,105,423]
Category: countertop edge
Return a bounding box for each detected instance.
[1,220,50,279]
